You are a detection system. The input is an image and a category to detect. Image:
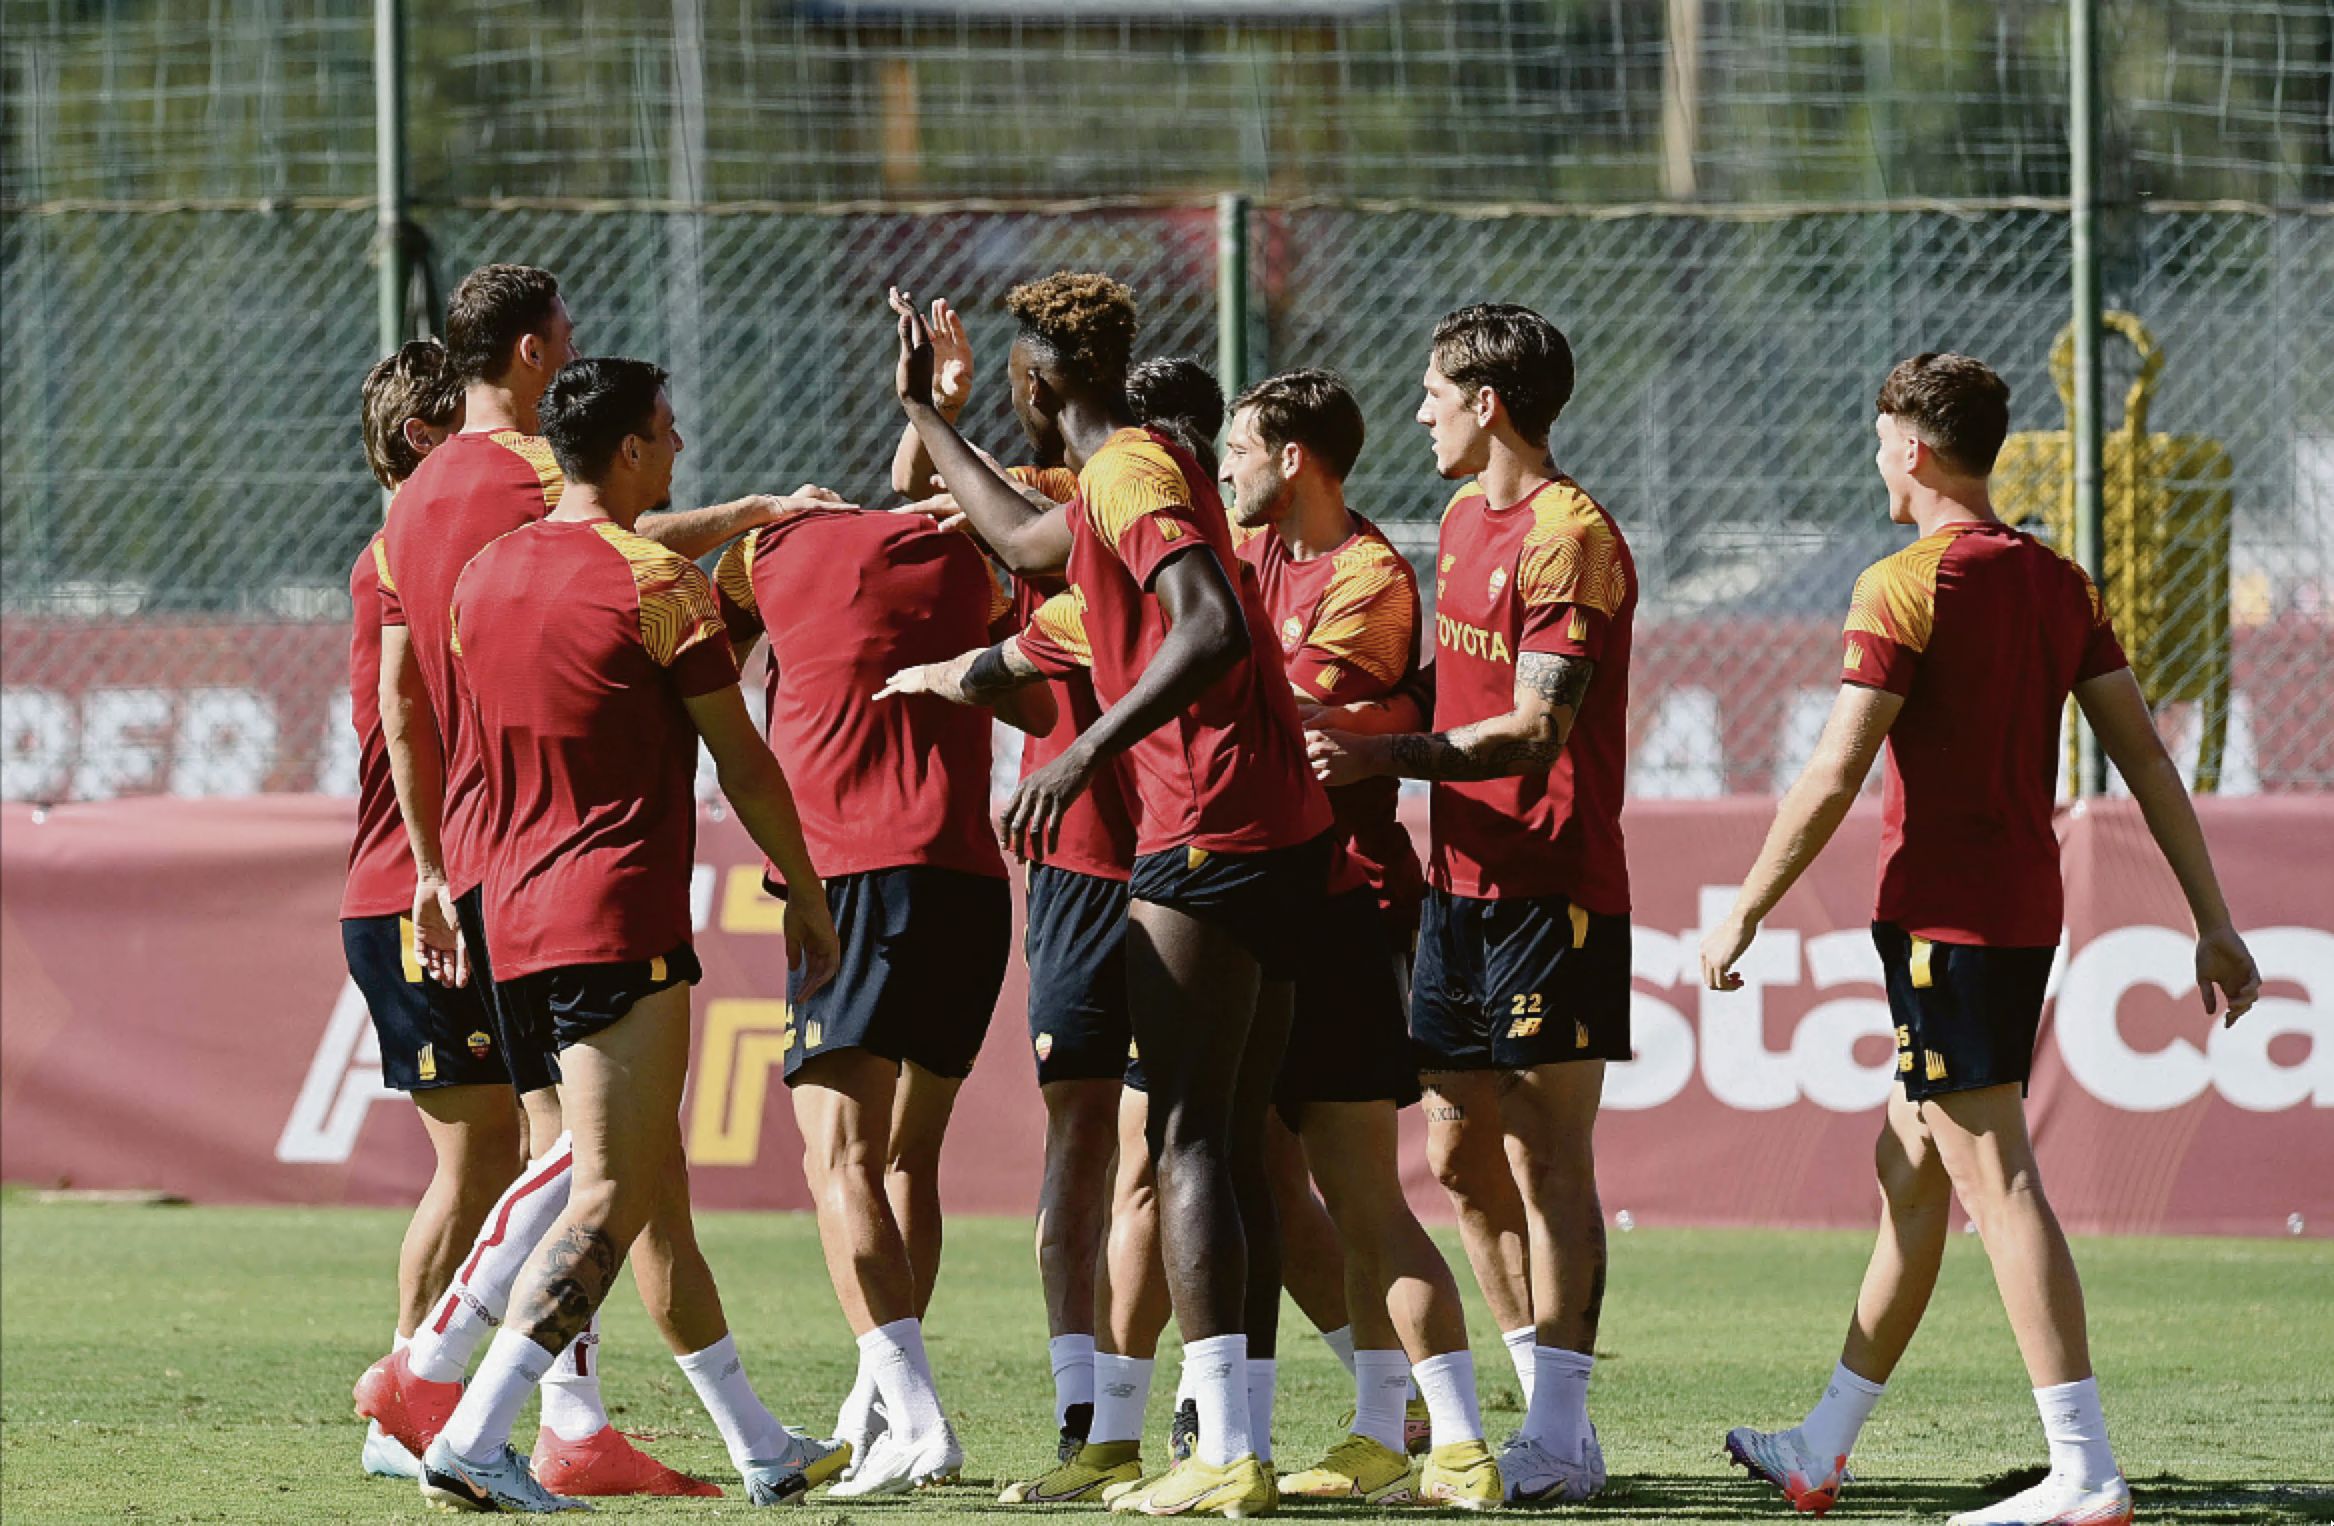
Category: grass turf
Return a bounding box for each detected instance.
[2,1191,2328,1524]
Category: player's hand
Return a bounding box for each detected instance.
[929,298,974,413]
[1699,914,1755,991]
[889,287,936,411]
[891,491,968,533]
[1001,742,1097,859]
[778,483,855,515]
[784,887,842,1002]
[1306,728,1380,788]
[2195,923,2261,1026]
[413,877,469,988]
[875,661,956,704]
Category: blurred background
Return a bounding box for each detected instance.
[5,0,2329,800]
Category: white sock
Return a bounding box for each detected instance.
[2035,1377,2118,1488]
[393,1330,411,1354]
[1800,1361,1886,1466]
[860,1318,947,1438]
[439,1327,556,1464]
[1352,1349,1410,1452]
[1523,1347,1594,1457]
[1050,1334,1097,1426]
[538,1317,609,1442]
[1183,1334,1252,1467]
[1502,1325,1538,1405]
[836,1348,878,1436]
[1318,1324,1358,1377]
[1091,1353,1154,1446]
[408,1139,575,1384]
[1246,1358,1276,1463]
[1413,1350,1485,1447]
[676,1332,789,1470]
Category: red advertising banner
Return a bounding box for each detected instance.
[2,797,2327,1236]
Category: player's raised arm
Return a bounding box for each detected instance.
[2075,668,2260,1023]
[889,297,974,496]
[379,625,466,987]
[684,681,839,999]
[1699,682,1901,989]
[890,288,1074,576]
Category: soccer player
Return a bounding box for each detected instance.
[366,264,847,1499]
[1703,354,2261,1526]
[416,356,842,1512]
[1309,303,1635,1504]
[346,339,505,1484]
[713,497,1052,1497]
[889,273,1332,1517]
[1220,369,1500,1509]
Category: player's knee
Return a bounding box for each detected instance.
[1874,1132,1947,1215]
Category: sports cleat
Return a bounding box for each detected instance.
[1108,1453,1277,1517]
[364,1419,424,1481]
[1725,1425,1846,1515]
[420,1437,591,1513]
[356,1348,465,1459]
[528,1426,721,1498]
[824,1419,964,1497]
[832,1382,885,1482]
[1059,1399,1096,1464]
[746,1428,849,1497]
[1947,1472,2133,1526]
[1499,1425,1605,1504]
[1418,1439,1502,1511]
[1168,1398,1200,1465]
[1278,1434,1416,1503]
[1000,1439,1143,1504]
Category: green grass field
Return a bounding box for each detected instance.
[2,1191,2328,1524]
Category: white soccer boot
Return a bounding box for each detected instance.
[825,1418,964,1497]
[1499,1423,1605,1504]
[1948,1472,2133,1526]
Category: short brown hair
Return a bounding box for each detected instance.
[1232,369,1366,482]
[445,263,562,386]
[1431,303,1574,448]
[1008,270,1138,393]
[360,339,464,489]
[1875,353,2011,474]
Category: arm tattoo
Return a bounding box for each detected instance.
[960,641,1042,704]
[512,1225,624,1355]
[1382,654,1596,782]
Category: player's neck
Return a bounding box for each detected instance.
[1906,478,1999,538]
[548,483,633,531]
[1474,437,1556,512]
[1059,397,1139,472]
[1274,481,1355,562]
[461,380,537,437]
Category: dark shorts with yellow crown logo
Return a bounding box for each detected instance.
[1025,863,1134,1088]
[343,912,508,1092]
[1411,888,1632,1072]
[1873,922,2054,1102]
[1273,886,1422,1128]
[783,866,1010,1085]
[1127,833,1332,983]
[496,945,703,1057]
[455,885,562,1096]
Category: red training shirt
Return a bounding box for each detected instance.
[1061,427,1331,859]
[343,532,418,920]
[378,430,564,896]
[1426,476,1636,914]
[1842,520,2128,946]
[451,518,737,979]
[716,509,1011,886]
[1234,513,1426,920]
[1011,578,1140,883]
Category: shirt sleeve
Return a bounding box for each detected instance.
[1016,589,1093,678]
[639,560,738,697]
[1289,546,1416,702]
[1008,464,1083,505]
[713,534,765,644]
[1840,557,1934,695]
[1515,513,1627,661]
[1082,438,1211,590]
[374,536,406,627]
[2073,567,2130,682]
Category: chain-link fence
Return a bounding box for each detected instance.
[4,1,2330,800]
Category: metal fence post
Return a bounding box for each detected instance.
[1217,193,1251,407]
[374,0,406,364]
[2069,0,2107,795]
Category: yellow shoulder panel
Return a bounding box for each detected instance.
[1030,587,1093,668]
[1009,464,1083,505]
[713,534,759,620]
[591,522,725,666]
[488,430,566,512]
[371,535,397,594]
[1517,483,1628,616]
[1440,482,1486,523]
[1844,533,1952,653]
[1080,433,1192,553]
[1310,537,1415,685]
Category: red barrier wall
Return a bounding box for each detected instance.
[3,797,2327,1236]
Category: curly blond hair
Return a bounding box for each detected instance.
[1007,270,1139,391]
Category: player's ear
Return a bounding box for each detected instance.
[1281,440,1305,480]
[514,331,541,374]
[1472,385,1501,428]
[401,417,434,455]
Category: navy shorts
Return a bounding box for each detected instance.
[496,945,703,1056]
[1274,887,1422,1129]
[1127,834,1331,983]
[343,912,507,1091]
[1025,864,1135,1087]
[1875,922,2055,1102]
[785,866,1010,1084]
[1411,888,1632,1071]
[455,885,560,1096]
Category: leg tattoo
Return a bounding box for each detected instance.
[516,1225,624,1355]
